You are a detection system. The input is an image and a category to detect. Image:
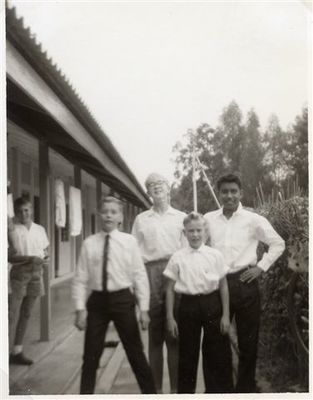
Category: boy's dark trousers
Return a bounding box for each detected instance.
[80,288,156,394]
[227,268,261,393]
[177,291,234,393]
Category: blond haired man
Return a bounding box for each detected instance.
[132,173,186,394]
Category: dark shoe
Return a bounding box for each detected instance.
[9,352,33,365]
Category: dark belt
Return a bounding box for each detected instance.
[181,289,219,300]
[92,287,131,296]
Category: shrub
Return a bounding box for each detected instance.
[257,196,308,391]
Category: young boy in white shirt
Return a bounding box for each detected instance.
[8,197,49,365]
[164,212,233,393]
[72,196,156,394]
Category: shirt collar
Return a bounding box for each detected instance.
[217,202,243,218]
[18,221,33,231]
[149,205,175,217]
[188,243,206,253]
[233,202,243,215]
[101,228,119,238]
[216,207,223,217]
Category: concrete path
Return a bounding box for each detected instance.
[8,284,273,397]
[9,280,75,386]
[9,322,273,395]
[10,323,119,395]
[110,330,206,394]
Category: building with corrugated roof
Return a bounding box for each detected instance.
[6,4,150,346]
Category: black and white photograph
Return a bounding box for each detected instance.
[0,0,310,398]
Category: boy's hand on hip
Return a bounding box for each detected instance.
[220,315,230,335]
[139,311,150,330]
[75,310,86,331]
[240,266,262,283]
[167,318,179,339]
[32,256,44,265]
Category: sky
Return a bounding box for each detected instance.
[7,0,310,188]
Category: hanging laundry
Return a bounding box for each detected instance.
[69,186,82,237]
[55,178,66,228]
[7,193,14,218]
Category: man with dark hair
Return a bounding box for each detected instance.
[204,174,285,393]
[216,174,242,191]
[8,197,49,365]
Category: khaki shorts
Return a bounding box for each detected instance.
[10,263,44,298]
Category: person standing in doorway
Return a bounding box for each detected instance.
[204,174,285,393]
[132,173,186,394]
[8,196,49,365]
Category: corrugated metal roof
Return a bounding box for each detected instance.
[6,5,150,207]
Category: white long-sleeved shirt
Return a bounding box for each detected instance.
[72,229,150,311]
[204,203,285,273]
[132,206,186,263]
[163,244,229,295]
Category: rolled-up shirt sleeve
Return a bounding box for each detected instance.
[131,239,150,312]
[255,215,285,272]
[72,242,89,310]
[41,227,50,250]
[163,254,179,282]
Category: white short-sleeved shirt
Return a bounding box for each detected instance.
[132,206,186,263]
[10,222,49,259]
[163,244,229,295]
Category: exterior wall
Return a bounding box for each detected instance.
[7,42,149,208]
[7,123,39,213]
[6,38,149,341]
[7,120,143,287]
[7,122,74,283]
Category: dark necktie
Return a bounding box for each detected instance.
[102,234,110,292]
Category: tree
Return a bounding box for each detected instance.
[171,124,224,213]
[285,107,308,191]
[239,109,265,206]
[172,101,251,211]
[171,102,306,212]
[260,114,290,198]
[216,100,245,173]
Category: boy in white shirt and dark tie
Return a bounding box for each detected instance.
[72,196,156,394]
[204,174,285,392]
[164,212,234,393]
